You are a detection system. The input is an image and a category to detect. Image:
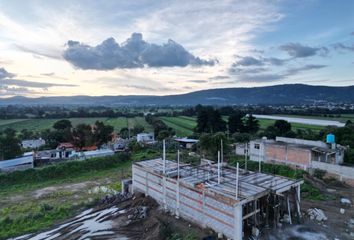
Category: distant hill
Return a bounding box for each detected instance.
[1,84,354,106]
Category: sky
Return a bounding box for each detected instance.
[0,0,353,98]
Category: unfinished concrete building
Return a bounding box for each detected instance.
[132,156,303,239]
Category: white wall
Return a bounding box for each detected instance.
[311,161,354,181]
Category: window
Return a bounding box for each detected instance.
[254,144,260,150]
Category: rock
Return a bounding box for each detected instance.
[340,208,345,214]
[340,198,351,205]
[307,208,327,221]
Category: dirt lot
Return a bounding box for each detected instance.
[299,178,354,240]
[14,192,212,240]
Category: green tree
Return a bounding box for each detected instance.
[244,114,259,133]
[232,132,251,143]
[53,119,72,130]
[72,124,94,149]
[228,112,244,134]
[19,129,35,140]
[274,120,291,135]
[0,128,22,160]
[93,121,114,147]
[195,106,226,133]
[198,132,229,158]
[119,127,130,139]
[132,124,145,135]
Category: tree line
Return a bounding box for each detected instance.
[0,119,114,160]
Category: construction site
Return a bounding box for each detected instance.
[132,143,304,240]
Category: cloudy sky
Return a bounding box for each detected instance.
[0,0,353,97]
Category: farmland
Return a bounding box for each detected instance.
[0,117,152,133]
[159,115,326,137]
[0,114,330,136]
[160,116,197,136]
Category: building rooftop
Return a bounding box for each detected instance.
[134,158,303,204]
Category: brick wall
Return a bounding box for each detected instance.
[265,144,310,170]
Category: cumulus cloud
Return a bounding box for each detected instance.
[279,43,328,58]
[63,33,216,70]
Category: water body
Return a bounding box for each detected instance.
[253,115,345,127]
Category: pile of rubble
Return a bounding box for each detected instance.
[127,206,148,222]
[99,192,132,205]
[307,208,328,221]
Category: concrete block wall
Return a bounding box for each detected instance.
[265,145,310,170]
[311,161,354,186]
[132,164,241,239]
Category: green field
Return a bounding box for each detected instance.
[159,115,325,136]
[160,116,197,136]
[0,117,152,133]
[257,119,325,131]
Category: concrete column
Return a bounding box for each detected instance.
[163,176,167,210]
[176,180,180,218]
[145,171,149,196]
[233,204,243,240]
[131,166,135,194]
[202,190,206,228]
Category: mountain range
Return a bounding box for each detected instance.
[1,84,354,106]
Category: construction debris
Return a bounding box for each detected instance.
[340,197,351,205]
[307,208,327,221]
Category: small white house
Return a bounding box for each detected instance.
[21,138,46,149]
[137,133,155,143]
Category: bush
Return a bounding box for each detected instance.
[313,169,326,179]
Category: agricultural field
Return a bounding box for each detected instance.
[160,116,197,136]
[257,119,325,131]
[0,117,152,133]
[159,115,325,136]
